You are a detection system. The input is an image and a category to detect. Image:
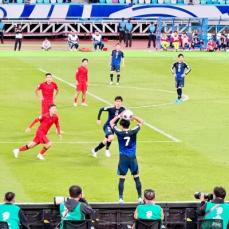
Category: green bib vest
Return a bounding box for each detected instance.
[0,203,20,229]
[204,202,229,229]
[137,204,162,220]
[59,202,85,229]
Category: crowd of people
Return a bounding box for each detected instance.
[0,186,228,228]
[159,30,229,51]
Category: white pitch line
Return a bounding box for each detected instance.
[0,140,174,144]
[38,68,181,143]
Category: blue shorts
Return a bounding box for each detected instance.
[117,155,139,176]
[176,78,184,88]
[111,64,121,73]
[103,124,114,138]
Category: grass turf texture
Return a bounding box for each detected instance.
[0,50,229,202]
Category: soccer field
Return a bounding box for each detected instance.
[0,50,229,203]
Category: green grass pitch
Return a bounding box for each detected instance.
[0,50,229,203]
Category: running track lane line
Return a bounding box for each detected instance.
[38,68,181,143]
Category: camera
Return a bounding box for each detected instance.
[194,192,213,201]
[54,196,88,205]
[54,196,69,205]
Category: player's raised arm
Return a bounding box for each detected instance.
[110,115,121,128]
[132,116,144,126]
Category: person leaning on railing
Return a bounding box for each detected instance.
[198,186,229,229]
[0,192,30,229]
[59,185,94,229]
[134,189,164,221]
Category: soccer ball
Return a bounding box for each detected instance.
[122,109,134,120]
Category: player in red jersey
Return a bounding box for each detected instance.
[73,58,88,107]
[13,104,62,160]
[35,73,59,114]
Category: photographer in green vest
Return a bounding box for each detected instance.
[134,189,164,221]
[59,185,94,229]
[198,186,229,229]
[0,192,30,229]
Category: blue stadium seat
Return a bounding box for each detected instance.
[164,0,171,3]
[36,0,43,3]
[206,0,212,3]
[211,0,219,3]
[43,0,50,3]
[17,0,24,3]
[99,0,106,3]
[177,0,184,4]
[218,0,226,4]
[151,0,158,3]
[119,0,125,3]
[200,0,207,4]
[132,0,139,3]
[106,0,112,3]
[56,0,63,3]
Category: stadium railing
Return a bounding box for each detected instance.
[1,0,229,4]
[135,219,162,229]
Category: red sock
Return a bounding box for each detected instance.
[19,145,29,152]
[39,147,48,155]
[74,96,78,103]
[82,95,86,103]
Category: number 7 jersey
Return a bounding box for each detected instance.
[113,125,141,158]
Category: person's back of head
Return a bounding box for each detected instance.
[144,189,155,203]
[4,192,15,203]
[213,186,226,199]
[69,185,82,199]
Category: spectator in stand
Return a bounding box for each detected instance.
[0,192,30,229]
[118,18,126,44]
[207,38,217,52]
[160,32,169,51]
[0,19,5,44]
[41,38,51,51]
[92,31,104,51]
[191,31,202,50]
[218,32,227,51]
[14,25,23,51]
[171,31,180,51]
[68,33,79,51]
[59,185,94,229]
[147,22,157,49]
[134,189,164,221]
[181,32,190,50]
[125,19,133,48]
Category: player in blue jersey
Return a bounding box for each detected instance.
[110,43,125,86]
[110,114,144,203]
[91,96,125,158]
[171,53,191,103]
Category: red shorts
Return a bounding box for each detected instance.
[41,100,53,115]
[33,131,49,144]
[77,83,87,93]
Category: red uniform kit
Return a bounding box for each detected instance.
[30,113,60,144]
[76,66,88,93]
[37,82,58,114]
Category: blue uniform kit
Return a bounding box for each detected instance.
[111,50,124,73]
[171,60,191,102]
[114,125,140,175]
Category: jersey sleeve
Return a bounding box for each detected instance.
[171,63,176,73]
[113,125,122,135]
[97,106,111,120]
[37,83,42,90]
[54,82,58,90]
